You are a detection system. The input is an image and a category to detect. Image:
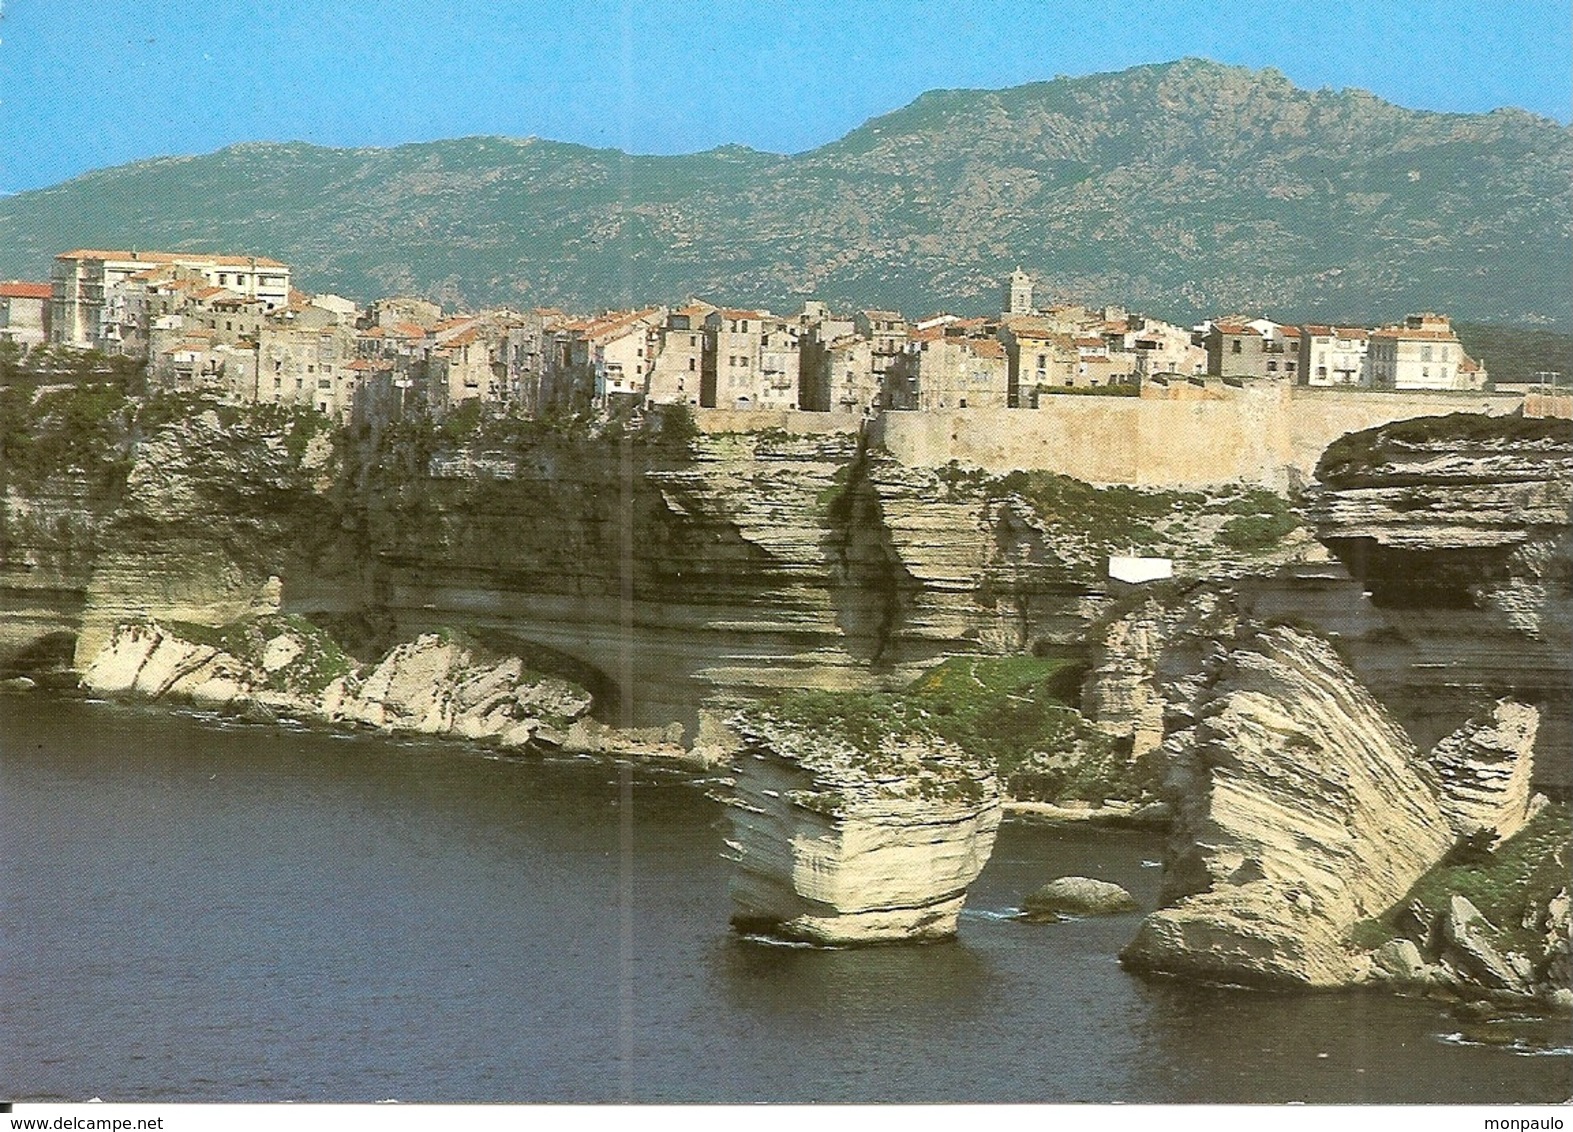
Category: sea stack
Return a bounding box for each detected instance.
[724,712,1002,945]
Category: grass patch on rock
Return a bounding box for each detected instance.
[765,655,1140,805]
[1403,804,1571,955]
[1352,804,1571,956]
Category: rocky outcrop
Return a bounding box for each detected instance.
[1308,414,1572,788]
[1124,625,1462,986]
[82,618,593,750]
[1078,587,1240,763]
[1020,877,1137,922]
[1427,700,1539,847]
[724,713,1002,945]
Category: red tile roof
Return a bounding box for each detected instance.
[0,281,52,299]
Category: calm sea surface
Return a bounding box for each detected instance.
[3,694,1569,1104]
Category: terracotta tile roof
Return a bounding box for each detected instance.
[0,281,52,299]
[584,307,661,341]
[1213,322,1260,336]
[966,339,1005,360]
[390,322,429,339]
[1279,327,1302,338]
[1074,337,1106,349]
[56,249,288,268]
[439,326,484,348]
[910,326,947,342]
[1369,326,1459,341]
[718,308,767,320]
[347,358,395,372]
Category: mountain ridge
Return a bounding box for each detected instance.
[5,58,1569,325]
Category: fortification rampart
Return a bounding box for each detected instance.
[693,408,863,436]
[870,384,1523,488]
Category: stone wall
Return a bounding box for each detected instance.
[872,384,1523,488]
[693,408,864,436]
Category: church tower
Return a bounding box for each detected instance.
[1005,267,1034,316]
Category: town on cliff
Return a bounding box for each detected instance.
[1,243,1570,1036]
[11,249,1568,431]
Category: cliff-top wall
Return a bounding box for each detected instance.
[873,385,1523,488]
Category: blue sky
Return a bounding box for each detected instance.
[1,0,1568,194]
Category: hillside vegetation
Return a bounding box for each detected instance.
[2,59,1568,325]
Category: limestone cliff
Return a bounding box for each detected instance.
[1307,413,1572,782]
[724,713,1002,945]
[1121,623,1546,988]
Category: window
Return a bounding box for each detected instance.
[688,358,695,371]
[1231,340,1242,354]
[1421,344,1433,362]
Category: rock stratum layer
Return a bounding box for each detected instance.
[1307,414,1572,782]
[724,715,1002,945]
[1121,622,1541,988]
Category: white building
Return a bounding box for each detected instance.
[1367,314,1486,391]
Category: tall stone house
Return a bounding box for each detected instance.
[889,327,1009,410]
[702,309,801,410]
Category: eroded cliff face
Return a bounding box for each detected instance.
[1120,622,1545,989]
[725,714,1002,945]
[7,401,1340,725]
[71,409,343,668]
[1307,414,1572,783]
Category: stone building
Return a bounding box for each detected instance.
[647,305,712,407]
[51,249,290,350]
[795,301,857,411]
[816,335,879,414]
[0,282,53,348]
[1127,315,1205,378]
[703,308,801,410]
[889,328,1009,410]
[1000,318,1078,404]
[1203,317,1299,380]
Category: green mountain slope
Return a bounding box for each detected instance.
[4,59,1568,325]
